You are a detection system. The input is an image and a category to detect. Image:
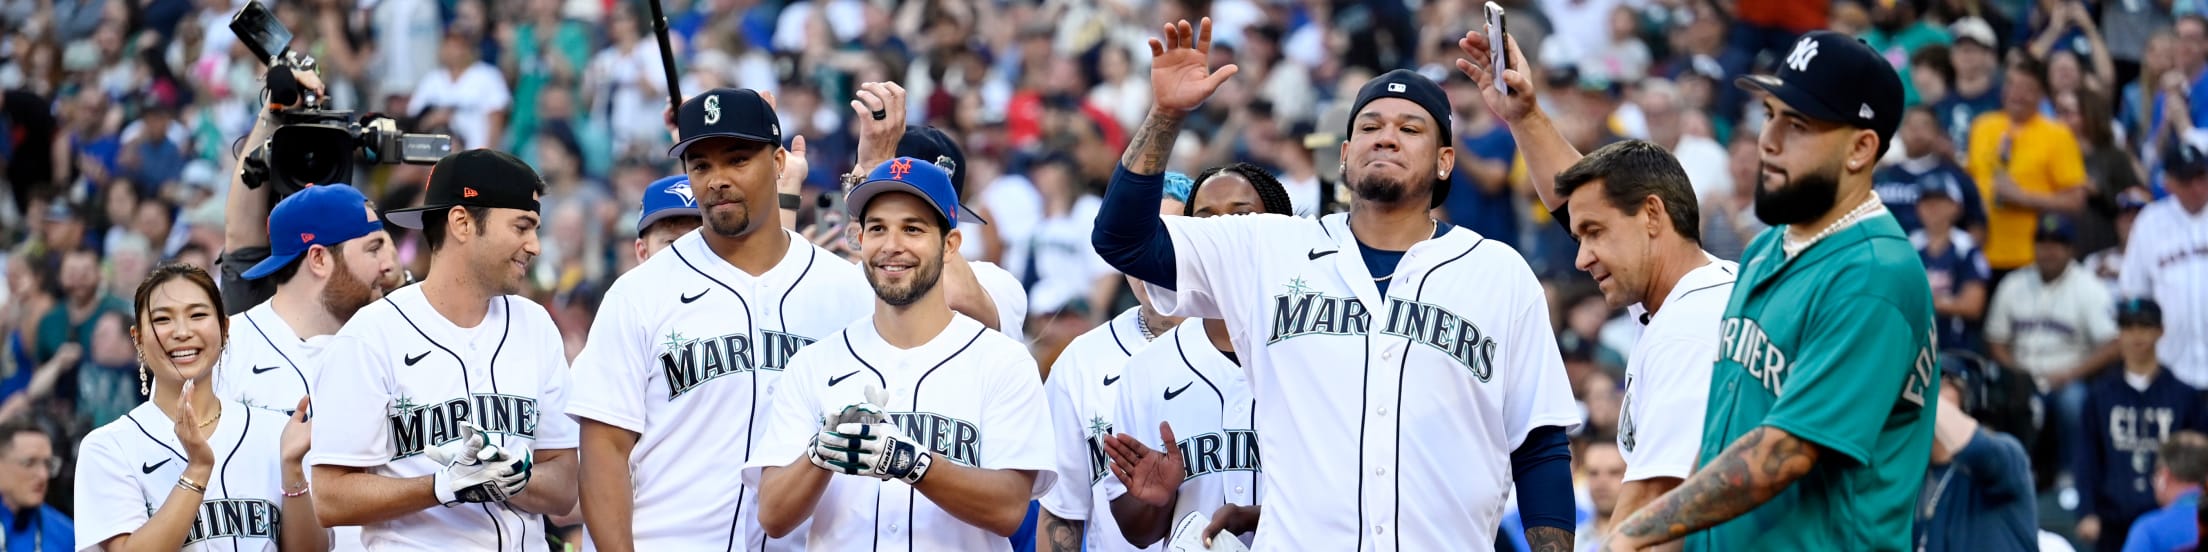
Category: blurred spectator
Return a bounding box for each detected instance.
[32,249,125,365]
[2123,431,2208,552]
[99,233,150,302]
[1,250,53,384]
[1700,133,1767,262]
[1880,106,1990,236]
[1635,80,1730,203]
[2121,32,2180,152]
[2058,88,2146,256]
[2078,300,2208,552]
[2026,2,2116,96]
[410,30,512,152]
[1914,45,1958,109]
[1913,177,1993,353]
[0,421,69,552]
[501,0,594,155]
[1987,215,2119,486]
[1087,45,1150,135]
[2086,188,2155,297]
[1585,6,1651,85]
[1020,154,1110,325]
[1576,371,1622,445]
[1441,73,1519,247]
[72,311,134,428]
[1940,17,2006,147]
[2122,135,2208,388]
[370,0,442,103]
[586,7,670,159]
[2104,0,2177,88]
[1575,440,1627,552]
[1915,360,2037,552]
[0,89,58,214]
[1863,0,1954,107]
[1967,53,2087,276]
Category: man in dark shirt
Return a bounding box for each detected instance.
[2079,299,2208,551]
[1916,356,2038,552]
[1879,106,1988,236]
[1913,174,1994,353]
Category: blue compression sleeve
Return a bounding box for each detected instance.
[1091,166,1179,288]
[1512,426,1575,532]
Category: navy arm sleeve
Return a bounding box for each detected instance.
[1952,429,2031,504]
[1091,166,1179,288]
[1511,425,1575,532]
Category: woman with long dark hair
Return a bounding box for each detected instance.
[72,264,326,551]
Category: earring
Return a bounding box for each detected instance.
[138,363,149,397]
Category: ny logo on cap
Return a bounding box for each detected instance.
[665,181,696,206]
[1388,83,1406,93]
[1786,37,1819,72]
[704,95,723,125]
[889,158,914,180]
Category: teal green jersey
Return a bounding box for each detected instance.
[1685,213,1941,552]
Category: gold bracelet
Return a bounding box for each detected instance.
[177,476,206,494]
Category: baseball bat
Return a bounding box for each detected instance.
[646,0,683,113]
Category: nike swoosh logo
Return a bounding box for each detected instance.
[1164,382,1193,400]
[251,365,282,374]
[142,458,170,474]
[403,351,432,366]
[1308,249,1338,260]
[1103,375,1120,386]
[680,289,709,303]
[829,370,860,386]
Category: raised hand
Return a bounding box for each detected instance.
[1456,27,1539,124]
[780,135,810,196]
[1148,18,1239,114]
[175,381,216,470]
[281,396,312,465]
[1103,422,1184,508]
[851,81,909,171]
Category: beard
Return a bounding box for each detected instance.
[866,251,946,307]
[1350,172,1415,205]
[705,204,755,238]
[320,254,381,322]
[1753,162,1843,226]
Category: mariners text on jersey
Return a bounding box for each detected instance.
[659,329,815,398]
[181,498,282,545]
[388,393,542,459]
[889,411,983,466]
[1269,291,1497,380]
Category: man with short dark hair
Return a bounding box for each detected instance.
[2122,430,2208,552]
[0,421,69,551]
[2077,299,2208,551]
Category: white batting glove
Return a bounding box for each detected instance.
[428,422,521,504]
[815,421,933,484]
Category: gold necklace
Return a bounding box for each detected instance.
[197,409,221,429]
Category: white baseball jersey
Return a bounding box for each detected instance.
[2120,199,2208,386]
[740,314,1057,552]
[1101,319,1259,549]
[76,400,296,551]
[1616,256,1735,482]
[1140,213,1579,550]
[1040,307,1154,552]
[217,303,370,551]
[306,285,580,552]
[567,229,871,551]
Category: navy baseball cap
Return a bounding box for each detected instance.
[385,149,546,229]
[670,88,781,160]
[1919,177,1963,201]
[637,175,701,235]
[1350,69,1455,208]
[894,125,990,224]
[2034,213,2077,243]
[2118,298,2164,328]
[243,184,385,279]
[2162,135,2208,180]
[1736,31,1905,156]
[846,157,960,229]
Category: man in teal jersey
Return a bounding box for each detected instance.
[1599,31,1941,551]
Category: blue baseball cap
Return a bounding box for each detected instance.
[2035,213,2077,243]
[1163,172,1194,203]
[1918,177,1963,201]
[637,175,701,236]
[243,184,385,280]
[846,157,960,229]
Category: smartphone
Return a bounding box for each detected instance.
[228,0,293,65]
[1485,2,1509,96]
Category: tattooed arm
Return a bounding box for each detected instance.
[1092,17,1239,287]
[1604,426,1823,550]
[1527,527,1573,552]
[1035,510,1085,552]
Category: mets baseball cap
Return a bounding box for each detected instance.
[670,88,781,160]
[846,157,961,229]
[893,125,990,224]
[2034,213,2077,243]
[2118,298,2164,328]
[243,184,384,279]
[384,149,546,229]
[1736,31,1905,157]
[637,175,701,235]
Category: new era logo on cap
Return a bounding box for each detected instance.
[300,233,315,243]
[463,187,480,198]
[1861,104,1874,119]
[1388,83,1406,92]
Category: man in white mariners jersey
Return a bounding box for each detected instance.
[221,183,398,551]
[2122,135,2208,387]
[1093,164,1298,550]
[221,184,397,414]
[746,157,1055,551]
[1463,27,1738,520]
[569,87,873,552]
[1093,19,1580,550]
[307,148,580,551]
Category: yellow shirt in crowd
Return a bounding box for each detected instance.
[1965,113,2086,270]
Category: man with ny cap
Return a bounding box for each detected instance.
[747,157,1053,551]
[1547,30,1939,552]
[217,183,399,552]
[634,175,703,262]
[1093,18,1578,550]
[308,149,579,550]
[570,88,872,552]
[838,81,1028,342]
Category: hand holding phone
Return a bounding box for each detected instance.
[1486,2,1509,96]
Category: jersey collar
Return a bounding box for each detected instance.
[675,227,822,285]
